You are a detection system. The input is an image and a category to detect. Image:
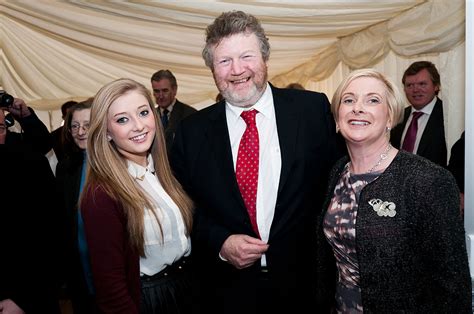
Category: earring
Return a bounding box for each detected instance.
[106,135,112,141]
[386,126,391,132]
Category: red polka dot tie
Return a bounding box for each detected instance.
[236,109,260,237]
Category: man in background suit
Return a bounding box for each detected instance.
[171,11,339,314]
[390,61,447,166]
[151,69,197,155]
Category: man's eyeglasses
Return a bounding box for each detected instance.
[70,123,90,133]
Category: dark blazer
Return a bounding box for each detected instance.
[5,108,52,155]
[51,126,67,162]
[316,151,471,313]
[171,85,339,313]
[56,152,98,314]
[162,100,197,155]
[390,98,447,167]
[0,144,61,313]
[448,131,465,192]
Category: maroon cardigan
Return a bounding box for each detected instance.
[81,185,140,314]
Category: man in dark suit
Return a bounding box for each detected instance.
[171,11,339,314]
[150,69,197,155]
[0,109,62,314]
[390,61,447,166]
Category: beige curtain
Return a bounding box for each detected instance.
[1,0,465,149]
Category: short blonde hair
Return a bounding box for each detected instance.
[331,69,405,128]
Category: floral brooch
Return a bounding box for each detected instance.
[368,199,396,217]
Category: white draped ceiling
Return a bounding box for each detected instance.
[0,0,466,148]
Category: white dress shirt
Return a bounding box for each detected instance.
[225,83,281,266]
[127,155,190,276]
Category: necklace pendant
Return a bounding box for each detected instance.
[368,144,392,173]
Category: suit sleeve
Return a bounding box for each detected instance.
[17,108,53,155]
[81,187,139,314]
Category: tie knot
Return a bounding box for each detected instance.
[412,111,423,120]
[241,109,258,126]
[163,109,169,115]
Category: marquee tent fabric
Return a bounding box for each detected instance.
[0,0,466,149]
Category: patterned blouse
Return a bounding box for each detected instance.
[323,164,380,313]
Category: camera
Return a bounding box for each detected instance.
[0,90,14,108]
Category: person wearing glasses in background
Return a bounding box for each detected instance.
[55,99,99,314]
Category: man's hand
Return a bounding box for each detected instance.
[6,98,31,119]
[0,299,25,314]
[220,234,269,269]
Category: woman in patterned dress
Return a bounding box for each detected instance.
[316,69,471,313]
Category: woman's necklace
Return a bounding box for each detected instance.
[367,143,393,173]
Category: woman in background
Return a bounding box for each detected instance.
[55,99,98,314]
[316,69,471,313]
[80,78,194,314]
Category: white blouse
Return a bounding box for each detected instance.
[127,155,190,276]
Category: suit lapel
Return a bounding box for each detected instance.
[168,101,183,130]
[267,87,299,238]
[418,98,443,154]
[207,102,247,210]
[273,88,298,196]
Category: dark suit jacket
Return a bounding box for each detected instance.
[447,131,465,192]
[56,152,98,313]
[390,98,447,167]
[6,108,52,155]
[0,144,61,313]
[171,85,339,313]
[162,100,197,155]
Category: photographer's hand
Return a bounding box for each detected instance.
[7,98,31,119]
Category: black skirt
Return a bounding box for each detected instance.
[140,256,193,314]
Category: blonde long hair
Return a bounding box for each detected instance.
[81,78,193,257]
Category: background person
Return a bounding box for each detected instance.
[151,69,197,155]
[447,131,465,215]
[51,100,78,162]
[3,96,52,155]
[55,100,98,314]
[80,78,194,314]
[171,10,339,313]
[390,61,447,166]
[0,110,62,314]
[317,69,471,312]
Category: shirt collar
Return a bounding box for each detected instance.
[159,99,177,115]
[127,154,155,181]
[411,96,437,115]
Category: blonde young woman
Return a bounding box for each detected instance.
[316,69,471,313]
[80,78,194,314]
